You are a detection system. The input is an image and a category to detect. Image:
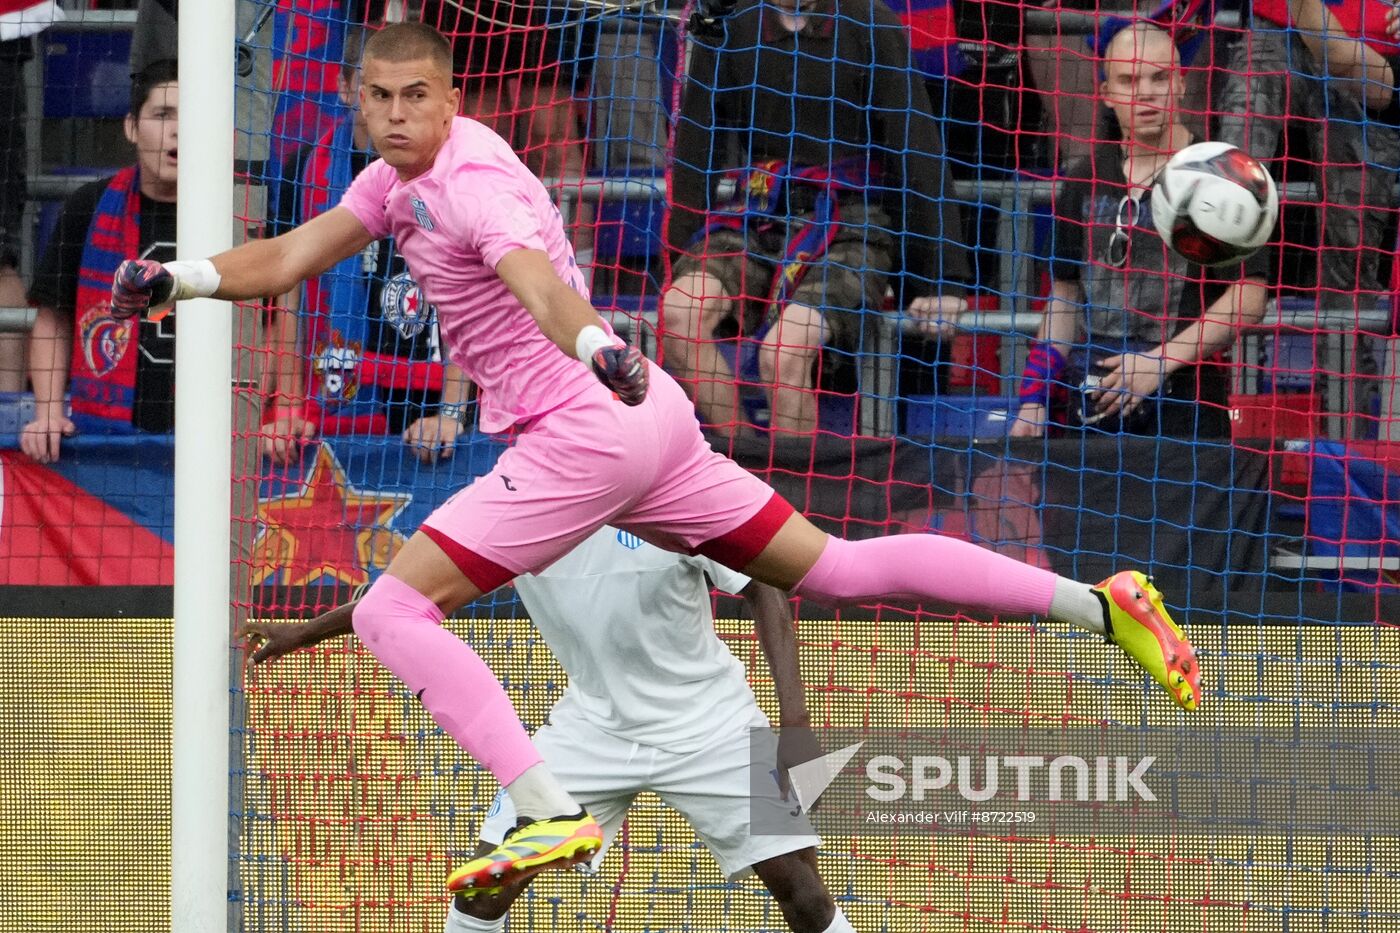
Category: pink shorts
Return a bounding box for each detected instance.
[419,367,793,592]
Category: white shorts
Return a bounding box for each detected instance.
[481,705,821,880]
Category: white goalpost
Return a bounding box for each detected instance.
[172,0,235,929]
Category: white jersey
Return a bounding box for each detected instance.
[512,526,760,753]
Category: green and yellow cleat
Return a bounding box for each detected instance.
[1093,570,1201,711]
[446,810,603,894]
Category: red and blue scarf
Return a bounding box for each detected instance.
[69,166,142,428]
[886,0,963,79]
[270,0,346,163]
[299,117,370,355]
[695,157,870,332]
[265,0,348,233]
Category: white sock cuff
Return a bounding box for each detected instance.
[506,761,579,822]
[444,903,506,933]
[1049,578,1107,636]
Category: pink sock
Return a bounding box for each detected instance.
[792,534,1057,618]
[352,574,542,786]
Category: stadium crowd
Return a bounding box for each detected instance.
[3,0,1399,454]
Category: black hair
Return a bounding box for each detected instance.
[130,58,178,118]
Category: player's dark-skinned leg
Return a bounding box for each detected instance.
[753,848,837,933]
[452,842,531,923]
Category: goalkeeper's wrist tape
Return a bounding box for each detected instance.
[1018,342,1068,404]
[165,259,222,301]
[574,324,617,363]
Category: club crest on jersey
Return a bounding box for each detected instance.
[615,530,644,550]
[312,331,362,404]
[380,271,434,339]
[411,196,435,231]
[78,306,132,376]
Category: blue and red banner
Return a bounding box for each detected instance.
[5,431,1361,608]
[0,441,174,585]
[0,434,507,588]
[885,0,963,79]
[1305,439,1400,592]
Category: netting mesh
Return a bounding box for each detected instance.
[239,616,1400,930]
[2,0,1400,930]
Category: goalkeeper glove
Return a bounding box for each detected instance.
[110,259,176,320]
[110,258,221,319]
[591,345,648,407]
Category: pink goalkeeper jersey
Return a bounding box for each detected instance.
[338,117,608,433]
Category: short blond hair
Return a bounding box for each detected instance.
[362,21,452,78]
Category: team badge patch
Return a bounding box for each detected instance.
[615,530,644,550]
[77,306,133,376]
[380,271,434,339]
[312,331,362,404]
[411,196,435,231]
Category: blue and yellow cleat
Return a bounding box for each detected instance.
[446,810,602,894]
[1093,570,1201,711]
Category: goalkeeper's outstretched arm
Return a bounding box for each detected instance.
[112,207,376,317]
[209,207,375,301]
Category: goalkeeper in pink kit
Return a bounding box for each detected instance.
[111,22,1200,897]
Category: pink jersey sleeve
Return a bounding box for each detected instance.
[337,159,394,239]
[458,167,551,270]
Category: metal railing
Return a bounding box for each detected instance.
[48,8,137,29]
[627,3,1245,32]
[553,172,1337,329]
[0,308,36,334]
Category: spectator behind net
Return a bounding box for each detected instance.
[20,59,179,463]
[1217,0,1400,304]
[0,0,65,391]
[1010,22,1269,439]
[662,0,970,437]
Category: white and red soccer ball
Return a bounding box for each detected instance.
[1151,141,1279,267]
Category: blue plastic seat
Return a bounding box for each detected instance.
[42,27,133,120]
[0,392,37,442]
[902,394,1018,441]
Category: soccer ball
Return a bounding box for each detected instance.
[1150,141,1278,267]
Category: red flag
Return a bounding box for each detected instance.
[0,451,174,585]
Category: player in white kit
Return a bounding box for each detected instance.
[243,525,855,933]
